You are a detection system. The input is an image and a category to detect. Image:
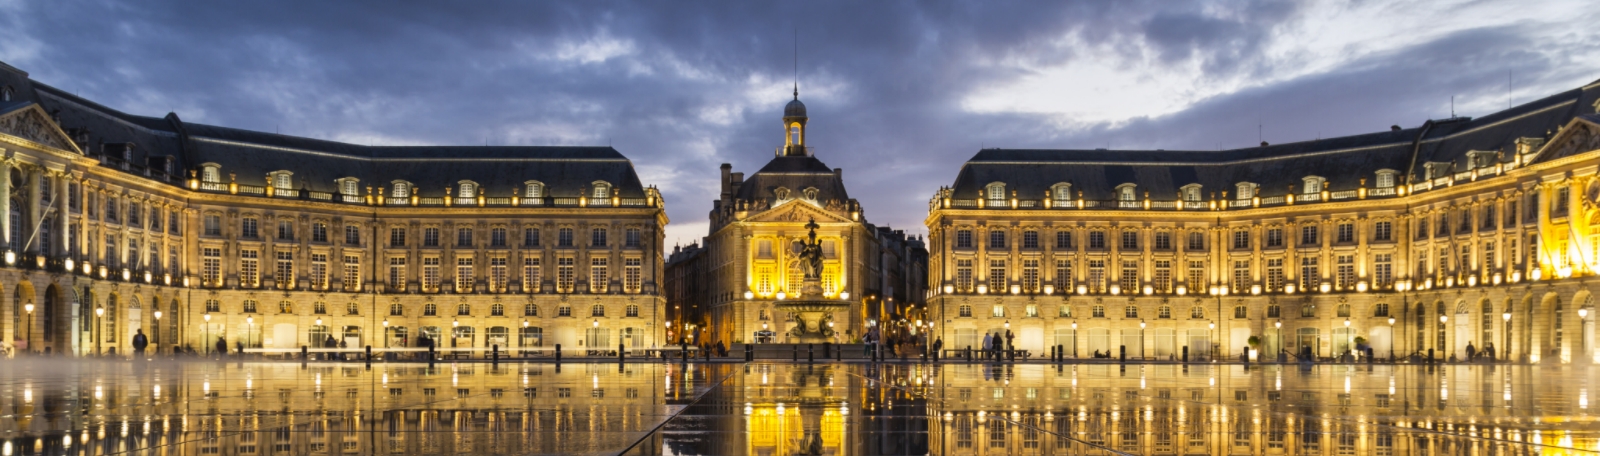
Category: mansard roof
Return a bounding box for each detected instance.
[950,78,1600,201]
[733,155,850,203]
[9,74,646,198]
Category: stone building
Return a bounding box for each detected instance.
[927,79,1600,362]
[0,60,668,356]
[696,91,926,345]
[663,241,707,344]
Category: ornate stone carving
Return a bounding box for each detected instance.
[0,107,72,151]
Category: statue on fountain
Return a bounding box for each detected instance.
[775,218,849,343]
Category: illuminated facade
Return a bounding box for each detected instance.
[928,80,1600,363]
[699,92,918,345]
[0,60,667,356]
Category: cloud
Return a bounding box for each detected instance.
[0,0,1596,251]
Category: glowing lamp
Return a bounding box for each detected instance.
[976,285,987,295]
[744,291,754,300]
[1077,285,1087,295]
[1251,285,1261,295]
[64,258,74,272]
[1175,285,1186,296]
[1319,283,1331,293]
[776,292,786,300]
[1043,285,1054,295]
[943,285,954,294]
[1356,281,1368,292]
[840,291,850,300]
[1109,285,1120,296]
[1142,285,1152,296]
[1285,284,1296,295]
[1010,285,1020,295]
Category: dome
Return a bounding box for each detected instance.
[784,98,807,118]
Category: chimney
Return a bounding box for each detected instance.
[1260,141,1269,147]
[834,168,842,179]
[720,163,732,197]
[1391,125,1402,132]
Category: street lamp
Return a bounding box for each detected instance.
[1140,320,1147,359]
[1387,317,1396,361]
[1503,312,1512,362]
[94,306,104,356]
[520,320,527,349]
[1344,319,1352,361]
[383,319,391,348]
[22,302,33,355]
[203,313,212,356]
[1071,321,1079,358]
[153,310,163,356]
[452,319,459,348]
[246,316,255,351]
[1275,320,1282,361]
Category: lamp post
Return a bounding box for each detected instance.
[22,302,33,355]
[451,319,459,348]
[1502,312,1512,362]
[153,310,163,356]
[1275,320,1282,361]
[1071,321,1079,358]
[1439,314,1448,359]
[1139,320,1147,359]
[1388,317,1396,361]
[1208,322,1216,361]
[1580,307,1591,363]
[520,320,527,349]
[203,313,212,356]
[94,306,104,356]
[246,316,255,352]
[383,319,391,349]
[1343,318,1352,361]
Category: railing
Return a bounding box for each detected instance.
[307,191,333,201]
[552,197,580,206]
[521,198,545,206]
[179,180,655,210]
[418,197,444,205]
[387,199,410,206]
[1260,196,1285,205]
[340,194,363,203]
[620,198,649,206]
[237,185,265,195]
[485,197,512,205]
[1330,190,1358,200]
[1299,192,1321,202]
[199,182,228,192]
[1369,187,1397,197]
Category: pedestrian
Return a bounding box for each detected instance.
[131,329,149,356]
[933,337,943,360]
[1005,330,1015,358]
[982,333,993,359]
[214,336,228,358]
[1466,341,1477,362]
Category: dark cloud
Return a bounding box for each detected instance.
[0,0,1593,246]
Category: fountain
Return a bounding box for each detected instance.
[774,219,851,343]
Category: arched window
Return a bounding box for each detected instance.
[789,124,801,145]
[1236,182,1256,200]
[456,304,471,316]
[272,172,292,189]
[346,302,359,315]
[959,305,972,317]
[626,304,640,317]
[1118,185,1137,201]
[1303,176,1325,194]
[1375,170,1398,188]
[523,303,538,317]
[277,301,292,314]
[490,303,505,316]
[1191,307,1205,319]
[592,182,611,199]
[1301,304,1316,318]
[1059,305,1072,318]
[1235,305,1248,319]
[389,304,404,316]
[423,303,438,316]
[339,179,359,196]
[0,87,11,101]
[1157,305,1172,319]
[1051,183,1072,203]
[524,181,545,198]
[1181,184,1202,202]
[591,305,606,317]
[205,299,221,313]
[1124,305,1138,318]
[1373,303,1389,317]
[1336,304,1351,318]
[201,164,221,183]
[992,305,1005,317]
[457,181,477,198]
[391,182,411,198]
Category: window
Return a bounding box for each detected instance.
[988,230,1006,249]
[1336,223,1354,243]
[422,257,441,291]
[590,258,609,293]
[126,203,140,227]
[624,258,642,292]
[557,257,575,291]
[388,257,406,290]
[1232,230,1249,250]
[457,182,476,199]
[277,220,294,241]
[523,257,541,292]
[524,228,541,247]
[955,229,973,248]
[1263,228,1283,248]
[105,235,116,269]
[987,259,1006,292]
[423,303,437,316]
[959,305,972,317]
[423,228,440,247]
[1483,241,1496,273]
[592,182,611,199]
[390,228,406,247]
[1153,260,1171,293]
[205,299,221,313]
[1022,230,1039,249]
[1124,305,1139,318]
[956,259,973,291]
[1187,232,1204,250]
[558,228,574,247]
[105,198,117,222]
[275,251,294,287]
[1372,253,1392,288]
[1303,176,1324,194]
[992,305,1005,318]
[591,305,606,317]
[1059,305,1072,318]
[1336,255,1355,290]
[1092,306,1106,318]
[487,257,508,291]
[1089,231,1106,249]
[304,222,325,243]
[1374,303,1389,317]
[591,228,608,247]
[1235,305,1248,319]
[1119,260,1138,293]
[1154,232,1171,250]
[240,249,260,287]
[202,248,222,286]
[457,303,472,316]
[1232,260,1250,291]
[1459,210,1472,234]
[486,227,507,247]
[1553,187,1570,217]
[1300,225,1318,246]
[345,225,360,245]
[1056,231,1073,249]
[1236,182,1256,199]
[1299,257,1319,290]
[1376,171,1395,188]
[1416,218,1429,239]
[332,254,355,290]
[1187,261,1205,291]
[525,182,544,198]
[986,183,1006,202]
[348,302,361,316]
[1120,231,1138,250]
[456,228,473,247]
[1483,205,1497,230]
[1374,221,1392,241]
[456,257,474,292]
[557,306,571,317]
[625,228,641,248]
[1437,214,1450,236]
[1087,260,1106,293]
[241,217,258,238]
[1302,304,1317,318]
[309,253,329,289]
[523,303,538,317]
[1053,259,1072,293]
[1157,306,1172,319]
[1266,305,1280,318]
[1022,259,1040,293]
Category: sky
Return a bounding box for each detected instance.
[2,0,1598,250]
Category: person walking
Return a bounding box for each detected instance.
[982,333,993,360]
[214,336,228,358]
[1466,341,1477,362]
[1004,330,1015,360]
[131,329,149,356]
[932,337,943,361]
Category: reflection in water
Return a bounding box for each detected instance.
[2,361,1598,455]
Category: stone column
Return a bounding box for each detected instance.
[0,159,11,252]
[54,171,67,258]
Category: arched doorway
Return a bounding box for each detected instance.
[1453,301,1470,359]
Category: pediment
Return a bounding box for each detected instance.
[0,103,83,154]
[746,199,852,224]
[1538,116,1600,164]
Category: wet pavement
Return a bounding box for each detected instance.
[2,359,1598,455]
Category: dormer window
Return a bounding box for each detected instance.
[201,163,221,183]
[1181,184,1202,202]
[1116,184,1136,201]
[524,181,545,198]
[986,182,1006,202]
[270,171,293,189]
[1468,151,1496,169]
[1236,182,1257,200]
[774,187,792,201]
[1302,176,1325,194]
[0,87,11,102]
[1050,183,1072,203]
[1375,170,1398,188]
[591,181,611,199]
[391,181,412,198]
[1424,162,1451,180]
[338,178,359,196]
[457,181,478,198]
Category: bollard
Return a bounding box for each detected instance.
[836,343,841,362]
[922,348,928,363]
[808,344,814,364]
[901,345,907,362]
[932,347,938,363]
[682,346,689,363]
[1182,346,1189,363]
[746,344,754,362]
[301,345,309,369]
[823,342,831,359]
[1008,343,1015,362]
[793,345,799,362]
[1119,345,1126,363]
[365,346,373,368]
[619,343,626,364]
[554,344,562,365]
[705,346,711,362]
[493,344,500,366]
[966,346,972,363]
[428,344,436,366]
